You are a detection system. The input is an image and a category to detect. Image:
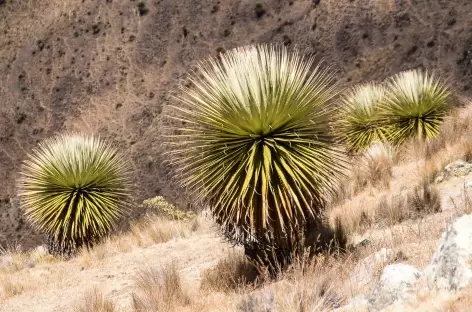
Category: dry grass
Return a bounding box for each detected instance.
[401,106,472,162]
[275,256,346,311]
[351,143,395,194]
[0,105,471,310]
[376,183,441,225]
[450,184,472,216]
[223,253,351,312]
[329,181,442,237]
[0,275,25,301]
[72,289,116,312]
[200,251,259,293]
[132,263,191,312]
[79,214,197,263]
[0,246,57,274]
[442,284,472,312]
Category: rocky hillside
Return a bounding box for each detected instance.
[0,0,471,248]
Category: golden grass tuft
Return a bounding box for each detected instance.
[132,263,191,312]
[72,289,116,312]
[79,214,196,263]
[376,183,441,226]
[352,143,395,193]
[200,251,259,292]
[0,276,25,301]
[329,180,442,236]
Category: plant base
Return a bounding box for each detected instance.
[243,218,347,276]
[46,235,97,258]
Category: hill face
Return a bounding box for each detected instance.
[0,0,471,249]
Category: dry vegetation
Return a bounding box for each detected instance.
[3,105,472,311]
[72,289,117,312]
[1,0,472,310]
[132,263,191,312]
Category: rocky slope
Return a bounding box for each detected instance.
[1,0,471,248]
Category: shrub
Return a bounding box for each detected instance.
[352,142,395,192]
[376,183,441,225]
[18,134,132,257]
[407,183,441,217]
[141,196,195,221]
[337,83,388,153]
[166,44,346,269]
[380,69,452,146]
[132,263,190,312]
[200,251,259,292]
[72,289,116,312]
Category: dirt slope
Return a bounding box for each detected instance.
[1,169,472,312]
[0,0,471,249]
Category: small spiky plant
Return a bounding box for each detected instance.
[167,44,347,266]
[337,83,388,153]
[380,69,452,146]
[18,134,132,257]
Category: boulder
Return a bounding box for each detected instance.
[368,263,421,311]
[425,214,472,291]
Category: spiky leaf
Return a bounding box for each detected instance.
[166,44,347,245]
[18,134,132,247]
[337,83,388,153]
[380,69,452,145]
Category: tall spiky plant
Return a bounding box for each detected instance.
[380,69,452,146]
[166,44,347,265]
[18,134,132,257]
[337,83,388,153]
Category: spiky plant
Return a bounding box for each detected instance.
[337,83,388,153]
[18,134,132,257]
[380,69,452,146]
[166,44,347,265]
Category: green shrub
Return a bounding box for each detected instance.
[337,83,388,153]
[380,69,452,145]
[18,134,132,257]
[166,44,347,267]
[142,196,195,221]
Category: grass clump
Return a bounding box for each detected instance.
[200,251,259,292]
[72,289,116,312]
[132,263,190,312]
[352,143,395,192]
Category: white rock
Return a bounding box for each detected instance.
[350,248,395,287]
[435,175,444,184]
[425,214,472,291]
[334,295,369,312]
[378,264,422,289]
[32,245,48,257]
[368,263,421,311]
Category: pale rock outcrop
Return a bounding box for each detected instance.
[368,263,422,311]
[425,214,472,291]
